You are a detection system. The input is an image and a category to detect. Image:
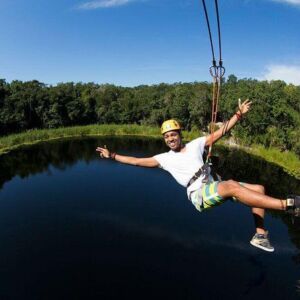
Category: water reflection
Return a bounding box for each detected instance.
[1,137,299,194]
[0,137,164,189]
[0,137,299,234]
[243,256,266,295]
[0,137,300,299]
[214,146,300,197]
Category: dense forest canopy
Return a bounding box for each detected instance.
[0,75,299,155]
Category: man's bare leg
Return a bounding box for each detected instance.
[242,183,266,235]
[217,180,286,210]
[217,180,279,252]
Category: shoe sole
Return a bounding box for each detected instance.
[250,240,275,252]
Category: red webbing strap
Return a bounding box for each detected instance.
[207,66,224,161]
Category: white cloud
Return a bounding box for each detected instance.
[262,64,300,85]
[77,0,134,9]
[271,0,300,6]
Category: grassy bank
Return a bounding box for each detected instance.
[0,124,299,179]
[0,124,161,155]
[244,145,300,179]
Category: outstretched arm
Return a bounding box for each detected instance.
[205,99,252,146]
[96,146,159,168]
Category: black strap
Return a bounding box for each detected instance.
[187,163,211,188]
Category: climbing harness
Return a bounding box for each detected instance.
[187,162,211,187]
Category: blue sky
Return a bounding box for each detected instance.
[0,0,300,86]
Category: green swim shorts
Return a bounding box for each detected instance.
[190,181,241,212]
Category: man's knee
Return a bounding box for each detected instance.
[220,180,241,194]
[252,184,265,194]
[257,184,265,194]
[225,179,240,188]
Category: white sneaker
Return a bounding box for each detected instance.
[287,195,300,217]
[250,232,275,252]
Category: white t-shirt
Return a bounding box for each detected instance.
[153,136,207,198]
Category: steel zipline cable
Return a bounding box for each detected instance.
[215,0,223,67]
[201,0,216,67]
[201,0,224,70]
[201,0,225,161]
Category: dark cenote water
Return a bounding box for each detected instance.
[0,137,300,299]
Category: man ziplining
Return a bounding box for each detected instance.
[96,99,300,253]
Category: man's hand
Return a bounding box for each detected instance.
[96,146,159,167]
[238,98,252,116]
[96,145,111,159]
[205,98,252,146]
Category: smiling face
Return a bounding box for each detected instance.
[163,130,183,152]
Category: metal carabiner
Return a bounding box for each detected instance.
[201,162,212,183]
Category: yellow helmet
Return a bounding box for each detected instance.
[161,119,181,135]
